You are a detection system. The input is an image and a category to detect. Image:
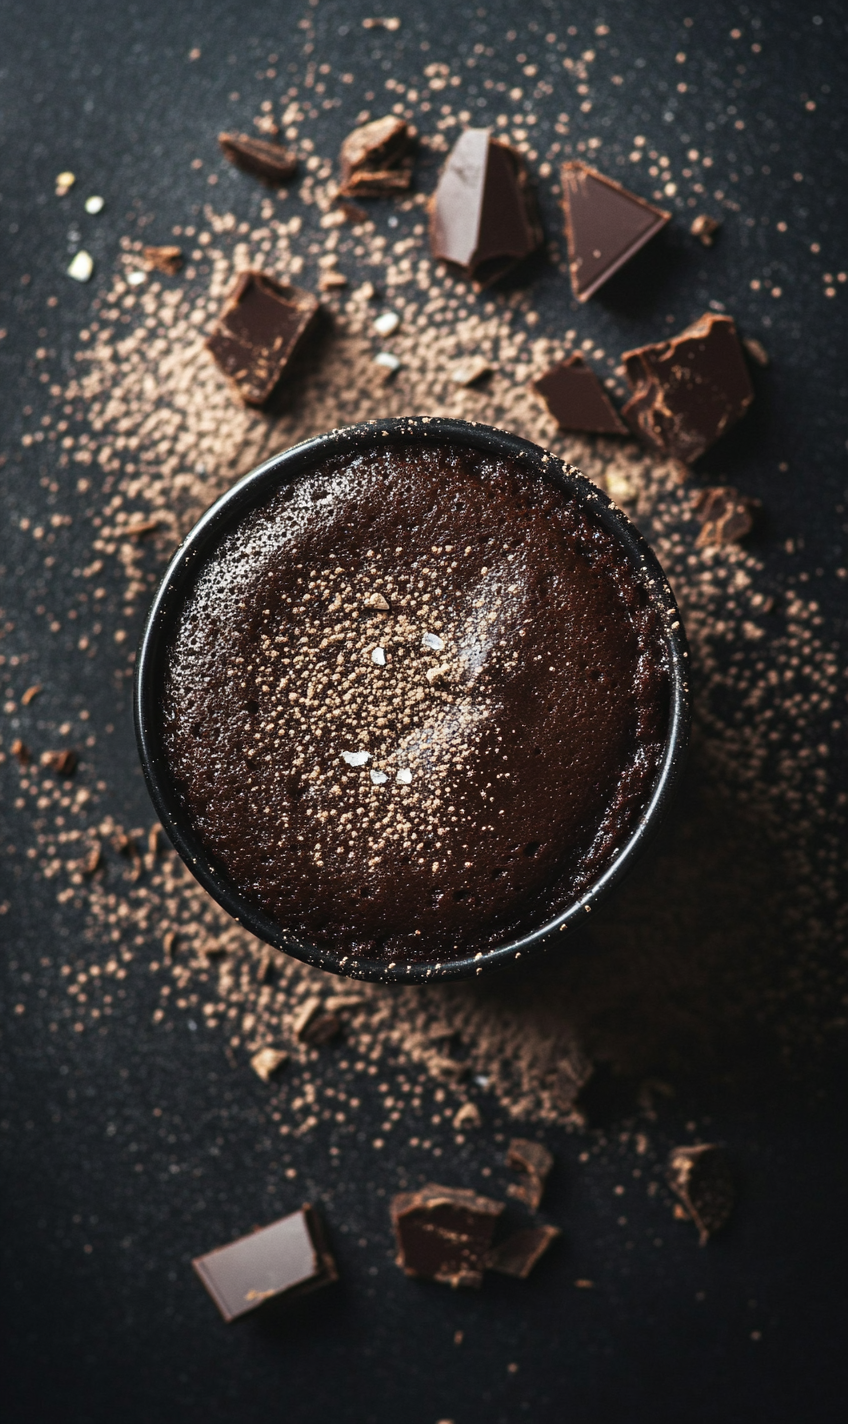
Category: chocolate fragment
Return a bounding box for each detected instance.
[339,116,413,198]
[391,1183,504,1287]
[250,1046,288,1082]
[533,356,628,436]
[690,213,722,247]
[337,200,369,226]
[668,1144,734,1246]
[124,519,159,538]
[486,1224,561,1278]
[218,132,298,185]
[11,738,30,766]
[743,336,770,368]
[560,162,670,301]
[694,486,761,547]
[82,842,102,876]
[40,749,77,777]
[451,357,492,387]
[143,245,184,276]
[21,684,42,706]
[621,313,754,463]
[430,129,543,289]
[192,1204,337,1321]
[206,271,319,408]
[506,1138,554,1210]
[300,1012,341,1046]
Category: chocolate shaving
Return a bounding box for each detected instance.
[206,271,319,408]
[560,161,670,301]
[533,355,628,435]
[505,1138,554,1210]
[11,738,30,766]
[743,336,770,368]
[486,1224,561,1278]
[339,116,413,198]
[391,1183,504,1287]
[142,246,184,276]
[218,132,298,185]
[694,486,761,547]
[690,214,722,247]
[192,1204,337,1322]
[21,684,42,706]
[621,313,755,463]
[40,749,77,777]
[430,129,543,289]
[300,1012,342,1046]
[668,1144,734,1246]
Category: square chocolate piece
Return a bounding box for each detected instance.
[391,1183,504,1288]
[622,313,754,463]
[206,271,319,407]
[192,1204,337,1322]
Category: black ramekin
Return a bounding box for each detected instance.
[134,416,690,984]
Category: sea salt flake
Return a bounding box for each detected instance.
[341,750,370,766]
[84,195,104,214]
[127,271,146,287]
[422,631,445,651]
[67,251,94,283]
[370,769,388,785]
[396,768,413,784]
[374,351,401,373]
[373,310,400,336]
[371,646,387,665]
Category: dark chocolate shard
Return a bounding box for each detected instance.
[693,486,761,547]
[533,355,628,436]
[486,1224,561,1278]
[192,1204,338,1322]
[206,271,319,408]
[339,116,413,198]
[621,313,754,463]
[667,1145,734,1246]
[391,1183,504,1288]
[218,132,298,185]
[505,1138,554,1211]
[143,245,184,275]
[560,161,670,301]
[40,749,77,777]
[430,129,543,289]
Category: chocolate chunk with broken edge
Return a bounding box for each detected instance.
[506,1138,554,1210]
[694,486,761,547]
[192,1204,338,1322]
[206,271,319,408]
[668,1145,734,1246]
[533,355,628,435]
[430,129,543,289]
[621,313,754,464]
[339,116,413,198]
[391,1183,504,1287]
[486,1224,561,1278]
[560,161,670,301]
[218,132,298,185]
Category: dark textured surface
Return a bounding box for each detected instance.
[1,2,848,1422]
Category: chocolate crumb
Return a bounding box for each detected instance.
[11,739,30,766]
[506,1138,554,1210]
[319,271,349,291]
[300,1012,342,1046]
[250,1046,288,1082]
[337,200,370,226]
[486,1224,561,1278]
[142,245,184,276]
[21,684,42,706]
[452,1101,482,1130]
[694,486,761,547]
[82,842,102,876]
[218,132,298,186]
[668,1144,734,1245]
[40,749,77,777]
[743,336,770,368]
[690,214,722,247]
[124,519,159,539]
[391,1183,504,1287]
[162,929,177,960]
[339,116,413,199]
[451,357,492,388]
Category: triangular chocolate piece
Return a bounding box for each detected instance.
[431,129,543,288]
[561,162,670,301]
[533,355,628,435]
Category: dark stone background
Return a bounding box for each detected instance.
[1,2,847,1421]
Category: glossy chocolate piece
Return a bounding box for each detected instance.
[668,1145,734,1246]
[505,1138,554,1211]
[192,1205,338,1321]
[560,161,670,301]
[486,1224,561,1278]
[206,271,319,407]
[218,132,298,184]
[391,1183,504,1287]
[622,313,754,463]
[533,355,628,435]
[430,129,543,288]
[339,115,413,198]
[694,486,761,547]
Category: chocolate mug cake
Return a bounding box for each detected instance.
[136,419,688,981]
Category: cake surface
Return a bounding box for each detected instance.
[161,439,669,965]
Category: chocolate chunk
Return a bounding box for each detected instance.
[668,1145,734,1246]
[621,313,754,463]
[560,161,670,301]
[40,749,77,776]
[337,199,369,226]
[206,271,319,408]
[391,1183,504,1287]
[505,1138,554,1210]
[218,132,298,185]
[143,245,183,276]
[486,1224,561,1278]
[339,116,413,198]
[533,356,628,435]
[430,129,543,289]
[192,1204,337,1321]
[693,486,761,547]
[300,1012,341,1046]
[250,1047,288,1082]
[690,213,722,247]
